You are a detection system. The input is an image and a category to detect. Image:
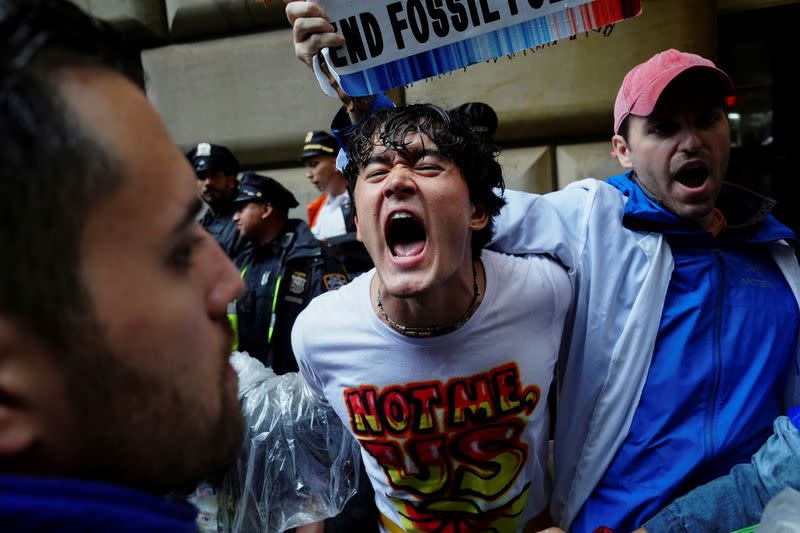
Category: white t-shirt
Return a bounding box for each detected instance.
[292,250,571,532]
[311,191,349,239]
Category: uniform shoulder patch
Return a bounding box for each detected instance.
[323,273,348,291]
[289,271,308,295]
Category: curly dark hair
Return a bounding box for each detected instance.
[343,103,506,260]
[1,0,143,351]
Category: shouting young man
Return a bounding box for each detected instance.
[292,105,572,532]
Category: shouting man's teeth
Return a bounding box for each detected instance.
[387,212,427,258]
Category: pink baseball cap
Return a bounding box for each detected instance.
[613,49,735,134]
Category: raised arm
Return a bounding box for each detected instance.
[283,0,376,124]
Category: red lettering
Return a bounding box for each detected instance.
[451,421,527,498]
[449,376,495,426]
[381,389,411,434]
[362,437,449,497]
[344,387,383,435]
[494,366,523,414]
[409,384,442,432]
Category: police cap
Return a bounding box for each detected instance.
[232,172,299,210]
[451,102,498,141]
[299,130,339,161]
[186,142,239,176]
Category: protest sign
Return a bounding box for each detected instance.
[313,0,642,96]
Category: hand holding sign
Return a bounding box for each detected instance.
[285,0,377,123]
[284,1,343,68]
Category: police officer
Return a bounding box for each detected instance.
[186,142,250,260]
[301,130,373,278]
[230,171,347,373]
[302,129,353,239]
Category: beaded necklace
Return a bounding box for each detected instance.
[375,266,480,338]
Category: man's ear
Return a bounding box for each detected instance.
[260,203,274,220]
[612,134,634,169]
[469,204,490,232]
[354,213,363,242]
[0,319,38,456]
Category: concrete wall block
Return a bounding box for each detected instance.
[556,142,623,190]
[75,0,167,38]
[165,0,286,40]
[142,30,343,167]
[405,0,716,142]
[499,146,554,194]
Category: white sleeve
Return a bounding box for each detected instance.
[490,180,609,274]
[542,257,573,343]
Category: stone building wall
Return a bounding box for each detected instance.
[79,0,797,220]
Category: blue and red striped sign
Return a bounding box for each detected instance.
[314,0,642,95]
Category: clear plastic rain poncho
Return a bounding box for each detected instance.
[217,352,361,532]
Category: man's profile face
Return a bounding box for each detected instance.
[304,155,343,195]
[353,130,487,299]
[198,170,236,204]
[233,201,267,241]
[613,73,730,226]
[55,68,245,490]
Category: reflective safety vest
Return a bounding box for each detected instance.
[227,232,294,354]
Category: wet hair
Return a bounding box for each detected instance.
[0,0,144,350]
[344,104,506,260]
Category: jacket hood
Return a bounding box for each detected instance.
[607,171,796,244]
[0,474,198,532]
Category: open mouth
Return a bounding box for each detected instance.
[674,165,709,189]
[386,212,426,258]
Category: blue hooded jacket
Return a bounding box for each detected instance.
[573,173,799,532]
[0,474,198,532]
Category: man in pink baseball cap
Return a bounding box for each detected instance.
[554,49,798,533]
[613,49,734,135]
[527,48,797,532]
[609,49,736,231]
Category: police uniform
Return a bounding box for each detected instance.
[301,130,373,278]
[302,130,356,238]
[186,142,250,261]
[228,172,348,374]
